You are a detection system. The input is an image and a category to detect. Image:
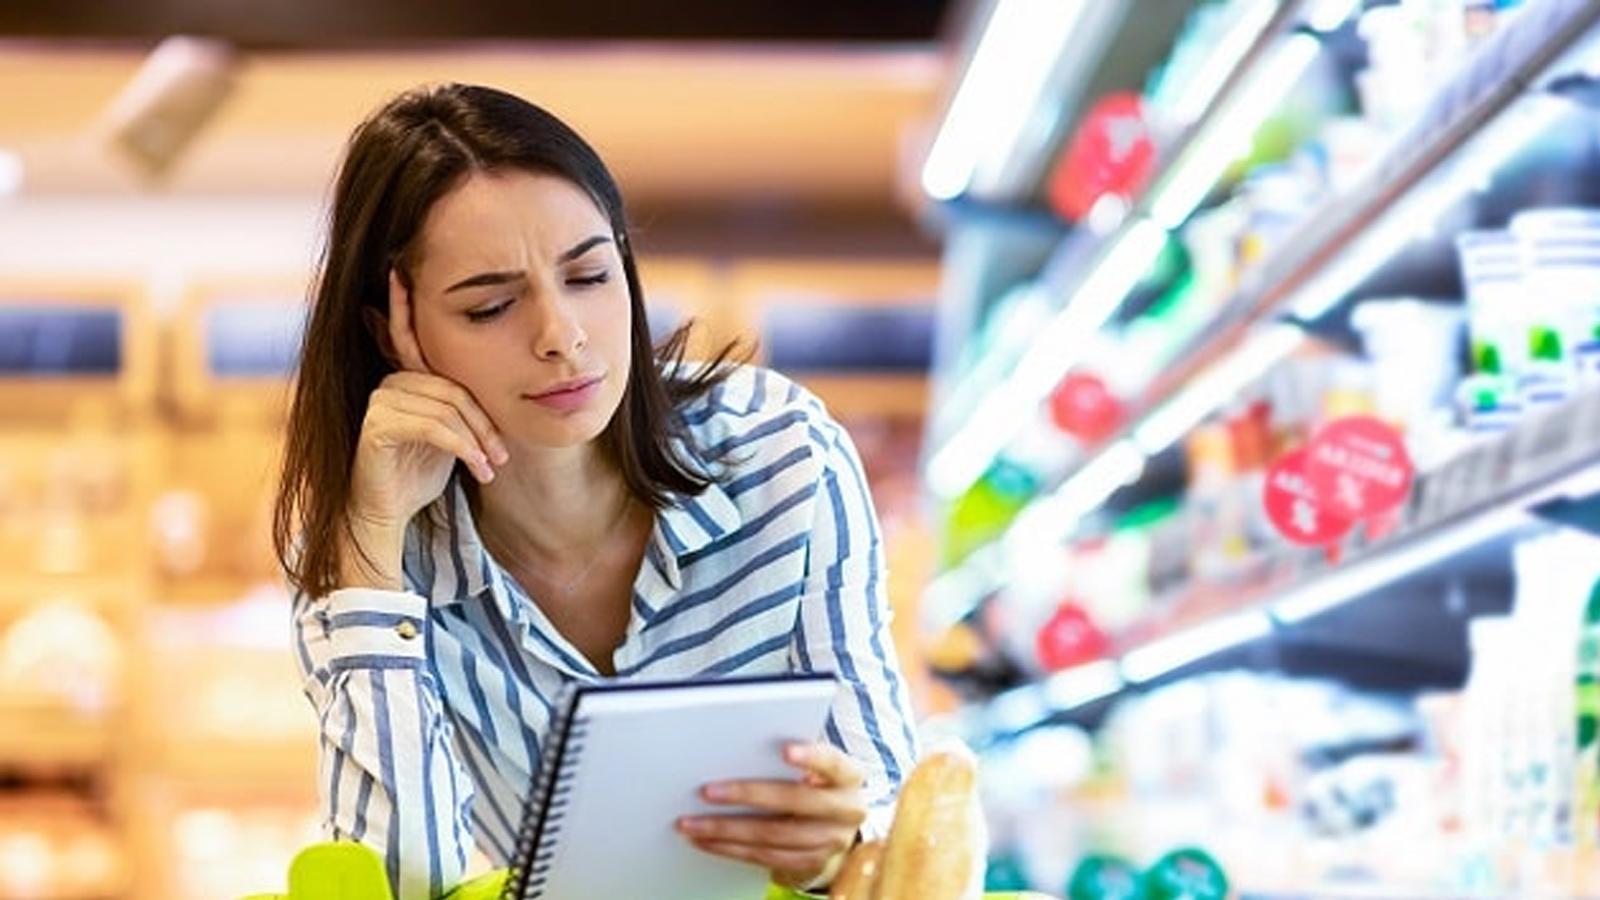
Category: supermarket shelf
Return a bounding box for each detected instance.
[1129,0,1600,440]
[1026,0,1305,312]
[150,735,318,788]
[929,0,1600,618]
[960,389,1600,738]
[0,703,117,771]
[0,571,149,616]
[924,0,1312,476]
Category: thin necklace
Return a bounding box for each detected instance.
[482,490,636,598]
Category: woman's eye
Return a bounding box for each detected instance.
[568,271,610,288]
[465,300,513,323]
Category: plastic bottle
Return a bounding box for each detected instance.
[1575,577,1600,847]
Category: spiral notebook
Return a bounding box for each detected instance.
[501,673,838,900]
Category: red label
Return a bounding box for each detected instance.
[1035,602,1109,672]
[1047,92,1156,222]
[1304,416,1415,518]
[1048,372,1125,444]
[1264,447,1355,546]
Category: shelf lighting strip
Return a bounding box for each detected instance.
[962,462,1600,727]
[926,23,1323,501]
[1290,94,1570,321]
[922,0,1089,202]
[1161,0,1283,127]
[1146,31,1324,230]
[1133,322,1306,455]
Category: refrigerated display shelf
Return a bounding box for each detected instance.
[961,387,1600,736]
[1127,0,1600,437]
[925,0,1310,453]
[929,0,1600,622]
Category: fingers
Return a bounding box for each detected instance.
[687,838,840,887]
[677,814,855,890]
[688,748,868,889]
[784,742,865,790]
[675,814,843,853]
[377,390,498,483]
[388,268,432,374]
[700,779,866,828]
[368,404,494,484]
[381,372,510,465]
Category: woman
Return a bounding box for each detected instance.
[273,83,920,900]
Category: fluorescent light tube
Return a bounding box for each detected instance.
[922,0,1087,201]
[1120,611,1274,683]
[1148,32,1322,229]
[1042,659,1124,710]
[1166,0,1280,123]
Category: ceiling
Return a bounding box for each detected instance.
[3,44,945,217]
[0,1,969,257]
[0,1,955,47]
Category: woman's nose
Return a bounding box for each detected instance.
[531,297,587,359]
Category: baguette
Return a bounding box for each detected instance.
[873,746,985,900]
[827,839,884,900]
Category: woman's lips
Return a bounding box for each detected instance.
[525,376,602,413]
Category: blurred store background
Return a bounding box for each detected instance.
[8,0,1600,897]
[0,5,950,897]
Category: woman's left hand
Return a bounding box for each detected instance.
[677,741,867,890]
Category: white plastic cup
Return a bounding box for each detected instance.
[1509,208,1600,386]
[1455,230,1527,379]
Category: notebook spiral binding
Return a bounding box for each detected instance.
[501,697,591,900]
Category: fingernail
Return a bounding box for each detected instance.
[677,817,705,833]
[785,744,809,764]
[703,783,732,801]
[491,441,510,465]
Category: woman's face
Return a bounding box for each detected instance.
[403,169,632,452]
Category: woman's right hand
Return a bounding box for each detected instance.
[350,369,509,530]
[338,270,510,589]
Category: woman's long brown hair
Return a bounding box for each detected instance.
[273,83,749,599]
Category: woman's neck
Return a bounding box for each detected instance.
[470,443,637,565]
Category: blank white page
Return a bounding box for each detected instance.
[523,675,837,900]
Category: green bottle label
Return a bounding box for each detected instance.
[1473,340,1503,375]
[1531,326,1565,362]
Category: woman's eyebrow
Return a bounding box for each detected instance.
[557,235,612,264]
[444,270,526,294]
[442,237,611,294]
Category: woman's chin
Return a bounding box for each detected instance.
[511,417,610,451]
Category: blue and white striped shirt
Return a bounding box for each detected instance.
[290,364,921,899]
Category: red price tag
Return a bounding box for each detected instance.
[1304,416,1415,518]
[1264,447,1355,546]
[1047,92,1155,222]
[1048,372,1125,444]
[1035,601,1110,672]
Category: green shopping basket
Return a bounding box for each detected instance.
[241,841,1053,899]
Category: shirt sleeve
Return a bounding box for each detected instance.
[788,411,922,841]
[292,585,475,900]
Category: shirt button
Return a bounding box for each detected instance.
[395,620,420,640]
